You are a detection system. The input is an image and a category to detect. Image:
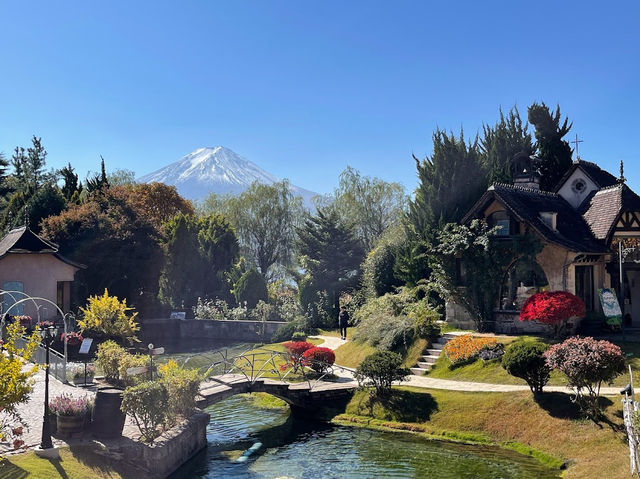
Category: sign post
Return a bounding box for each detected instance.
[147,343,164,381]
[78,338,93,387]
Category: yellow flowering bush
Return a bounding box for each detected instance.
[443,334,497,365]
[78,289,140,343]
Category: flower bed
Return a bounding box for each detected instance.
[443,335,498,365]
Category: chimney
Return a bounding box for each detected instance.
[514,169,541,190]
[512,152,541,190]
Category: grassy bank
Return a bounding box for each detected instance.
[331,387,628,479]
[0,446,135,478]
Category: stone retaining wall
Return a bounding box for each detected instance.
[115,410,210,479]
[141,318,287,343]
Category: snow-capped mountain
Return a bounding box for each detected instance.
[137,146,318,205]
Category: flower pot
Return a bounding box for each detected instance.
[56,414,84,437]
[92,388,125,438]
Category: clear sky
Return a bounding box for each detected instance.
[1,1,639,195]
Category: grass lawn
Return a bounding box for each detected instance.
[0,446,138,478]
[427,334,640,387]
[336,387,629,479]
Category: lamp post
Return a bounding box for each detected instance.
[40,324,56,450]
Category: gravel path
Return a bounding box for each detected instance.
[312,335,623,397]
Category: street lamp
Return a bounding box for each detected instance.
[39,324,57,450]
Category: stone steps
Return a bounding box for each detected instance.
[410,332,455,375]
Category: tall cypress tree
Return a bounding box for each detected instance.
[481,107,534,184]
[527,102,573,191]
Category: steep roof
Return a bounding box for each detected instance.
[554,159,619,192]
[582,183,640,241]
[463,183,608,253]
[0,227,84,268]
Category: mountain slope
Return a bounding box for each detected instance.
[138,146,318,204]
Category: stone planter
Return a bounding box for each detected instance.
[56,414,84,437]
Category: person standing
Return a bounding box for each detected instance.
[338,306,349,340]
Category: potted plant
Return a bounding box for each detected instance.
[70,364,96,385]
[61,331,84,359]
[49,393,93,437]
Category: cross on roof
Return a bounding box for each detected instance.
[571,134,584,159]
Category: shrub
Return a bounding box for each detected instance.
[78,289,140,343]
[158,360,201,419]
[442,335,497,365]
[413,311,441,339]
[121,381,168,443]
[478,342,505,361]
[302,347,335,374]
[71,364,96,380]
[95,340,127,381]
[234,269,269,309]
[354,351,410,395]
[272,321,298,343]
[117,353,149,387]
[520,291,586,338]
[283,340,315,372]
[193,298,228,320]
[291,331,307,342]
[501,341,550,394]
[544,336,625,417]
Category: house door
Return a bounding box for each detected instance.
[575,266,594,312]
[2,281,25,316]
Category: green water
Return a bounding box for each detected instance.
[170,395,560,479]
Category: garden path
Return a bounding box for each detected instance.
[311,335,623,397]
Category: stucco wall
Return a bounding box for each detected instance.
[0,253,78,318]
[536,243,577,292]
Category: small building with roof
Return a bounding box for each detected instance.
[449,158,640,333]
[0,226,84,320]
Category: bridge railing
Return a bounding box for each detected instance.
[197,348,354,391]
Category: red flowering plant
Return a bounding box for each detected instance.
[519,291,586,339]
[302,347,336,374]
[37,320,54,329]
[544,336,624,417]
[16,316,32,329]
[281,341,315,372]
[61,331,84,346]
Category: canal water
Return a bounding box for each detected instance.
[170,394,560,479]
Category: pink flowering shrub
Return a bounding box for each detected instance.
[16,316,32,328]
[520,291,585,338]
[544,336,624,417]
[49,393,93,416]
[60,331,84,346]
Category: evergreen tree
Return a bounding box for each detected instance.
[527,102,573,191]
[0,152,11,198]
[234,268,269,308]
[25,136,47,194]
[297,207,364,318]
[59,163,82,201]
[481,107,534,184]
[407,129,487,242]
[86,156,110,192]
[159,213,239,309]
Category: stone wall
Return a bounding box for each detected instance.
[141,318,287,344]
[114,411,210,479]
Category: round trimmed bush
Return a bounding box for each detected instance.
[302,347,335,374]
[501,341,550,394]
[354,351,410,395]
[234,269,268,309]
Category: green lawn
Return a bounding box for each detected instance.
[0,446,134,479]
[336,386,629,479]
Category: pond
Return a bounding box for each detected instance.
[170,395,560,479]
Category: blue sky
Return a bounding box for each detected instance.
[1,1,639,195]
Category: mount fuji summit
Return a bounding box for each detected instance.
[137,146,318,204]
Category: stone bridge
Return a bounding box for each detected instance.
[196,373,357,410]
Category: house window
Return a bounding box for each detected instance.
[499,258,549,311]
[575,265,594,312]
[2,281,25,316]
[487,211,518,236]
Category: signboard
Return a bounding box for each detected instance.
[170,311,186,320]
[149,347,164,356]
[126,366,149,376]
[78,338,93,355]
[599,288,622,326]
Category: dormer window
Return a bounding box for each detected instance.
[540,212,557,230]
[487,211,517,236]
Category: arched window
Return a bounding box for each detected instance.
[499,258,549,311]
[487,210,517,236]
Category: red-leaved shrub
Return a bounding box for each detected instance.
[519,291,585,338]
[282,341,315,372]
[544,336,624,417]
[302,347,335,374]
